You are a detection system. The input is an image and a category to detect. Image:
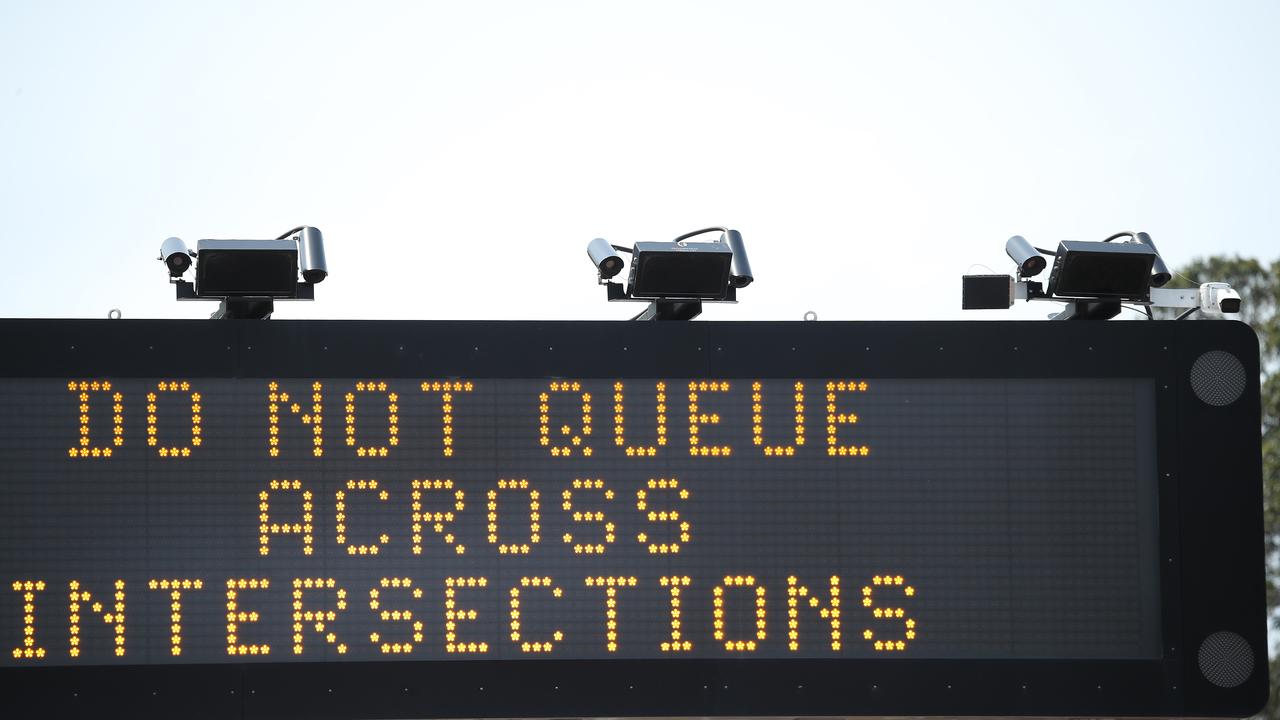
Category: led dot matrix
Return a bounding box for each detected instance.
[786,575,841,651]
[67,579,125,658]
[540,381,593,458]
[268,380,323,458]
[614,381,666,456]
[66,380,122,458]
[27,377,935,664]
[291,578,349,655]
[443,577,489,653]
[369,577,423,654]
[713,576,766,652]
[688,381,732,457]
[146,380,200,458]
[259,480,314,557]
[753,381,806,456]
[509,577,564,653]
[826,380,871,457]
[148,579,203,656]
[659,576,693,652]
[562,478,615,554]
[225,578,270,656]
[862,574,916,651]
[335,479,391,555]
[345,381,398,458]
[487,479,540,554]
[60,378,876,463]
[421,381,473,457]
[411,479,466,555]
[585,576,637,652]
[635,478,690,554]
[10,580,46,659]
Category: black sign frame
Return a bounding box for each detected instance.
[0,318,1266,719]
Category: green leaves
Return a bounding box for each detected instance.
[1167,256,1279,358]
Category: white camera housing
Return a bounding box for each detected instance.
[587,237,625,279]
[159,236,193,277]
[1199,282,1242,318]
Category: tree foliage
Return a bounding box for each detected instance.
[1167,257,1279,717]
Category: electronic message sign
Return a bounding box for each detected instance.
[0,319,1266,718]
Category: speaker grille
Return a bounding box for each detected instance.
[1190,350,1246,406]
[1198,631,1254,688]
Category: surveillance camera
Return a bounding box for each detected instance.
[1134,232,1171,287]
[723,229,753,288]
[1199,282,1242,318]
[159,237,193,277]
[1005,235,1046,277]
[587,237,625,279]
[295,226,328,283]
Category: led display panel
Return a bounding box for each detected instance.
[0,319,1266,719]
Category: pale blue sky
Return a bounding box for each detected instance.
[1,0,1277,321]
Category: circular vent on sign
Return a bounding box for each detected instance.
[1190,351,1246,406]
[1198,631,1253,688]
